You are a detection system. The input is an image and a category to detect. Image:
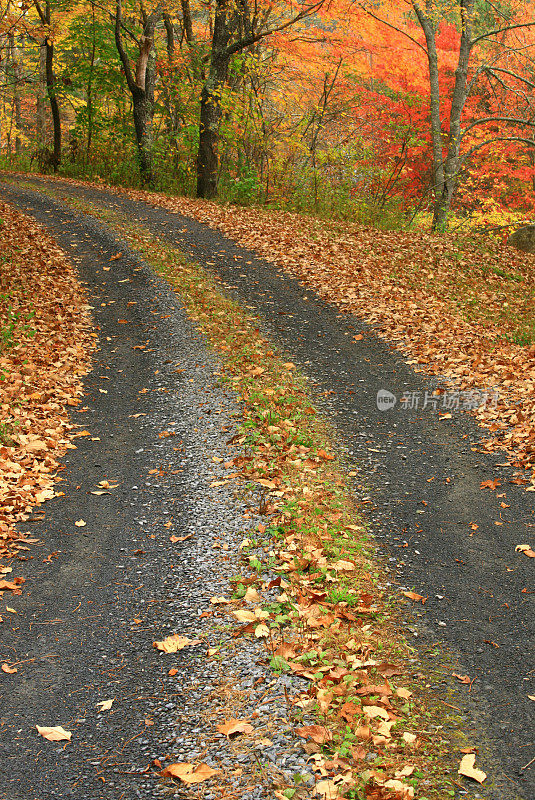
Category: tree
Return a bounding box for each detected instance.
[113,0,162,184]
[414,1,535,228]
[196,0,326,199]
[32,0,61,170]
[360,0,535,228]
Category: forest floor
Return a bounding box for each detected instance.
[0,173,533,800]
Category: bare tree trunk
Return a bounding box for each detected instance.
[195,0,324,198]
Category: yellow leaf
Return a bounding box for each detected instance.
[458,753,487,783]
[255,623,269,638]
[231,609,256,623]
[244,587,261,603]
[36,725,72,742]
[153,634,201,653]
[96,699,114,711]
[74,519,86,527]
[363,705,390,721]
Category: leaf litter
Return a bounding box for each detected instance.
[0,201,93,590]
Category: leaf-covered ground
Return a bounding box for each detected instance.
[0,201,93,586]
[86,181,535,486]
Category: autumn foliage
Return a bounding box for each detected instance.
[2,1,535,225]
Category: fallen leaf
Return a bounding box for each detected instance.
[170,534,191,542]
[153,634,201,653]
[458,753,487,783]
[96,699,114,711]
[210,596,230,604]
[314,779,346,799]
[317,448,335,461]
[74,519,86,527]
[453,673,471,685]
[216,718,254,737]
[1,663,17,674]
[515,544,535,558]
[296,725,332,744]
[0,581,18,591]
[160,762,218,784]
[231,609,256,623]
[480,479,500,490]
[363,705,390,721]
[36,725,72,742]
[255,623,269,637]
[244,586,261,603]
[402,590,427,603]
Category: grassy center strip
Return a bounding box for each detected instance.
[40,190,468,800]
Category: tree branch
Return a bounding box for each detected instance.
[223,0,326,59]
[461,135,535,164]
[472,21,535,46]
[461,115,535,137]
[114,0,137,94]
[356,1,427,54]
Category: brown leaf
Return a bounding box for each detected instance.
[402,590,427,603]
[453,673,471,685]
[160,762,218,784]
[480,479,500,490]
[1,663,17,674]
[216,718,254,737]
[296,725,332,744]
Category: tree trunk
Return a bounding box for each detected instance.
[196,0,231,198]
[414,0,474,230]
[36,40,47,142]
[413,4,445,215]
[114,1,160,185]
[9,35,23,155]
[86,0,97,162]
[196,75,226,198]
[45,36,61,170]
[432,0,473,229]
[132,90,154,183]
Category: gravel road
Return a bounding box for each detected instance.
[0,183,315,800]
[1,176,534,799]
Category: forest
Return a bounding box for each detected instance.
[1,0,535,230]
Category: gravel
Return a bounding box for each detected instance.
[0,183,312,799]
